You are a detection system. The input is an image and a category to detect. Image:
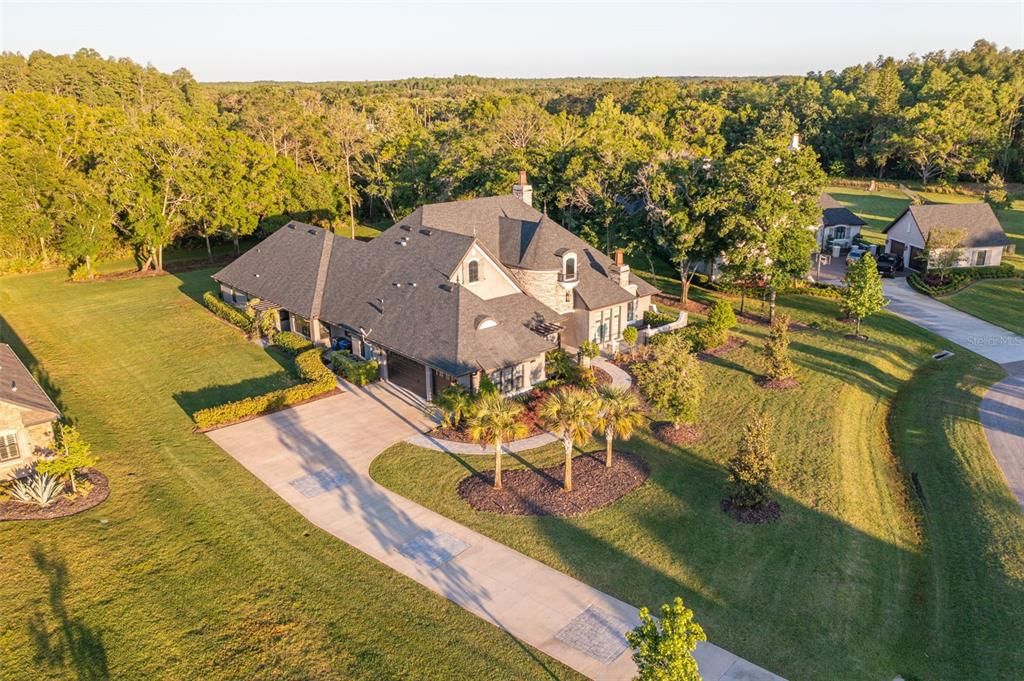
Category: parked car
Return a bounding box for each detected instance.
[875,253,904,277]
[845,248,867,266]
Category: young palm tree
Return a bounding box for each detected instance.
[596,386,644,468]
[539,387,600,492]
[467,392,527,489]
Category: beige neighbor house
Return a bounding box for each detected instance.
[0,344,61,479]
[212,176,659,400]
[883,203,1013,271]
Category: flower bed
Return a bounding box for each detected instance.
[908,265,1019,297]
[0,468,109,521]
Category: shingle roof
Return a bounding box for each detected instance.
[819,193,867,228]
[212,222,350,318]
[0,344,61,426]
[214,194,660,375]
[402,196,659,309]
[884,203,1012,248]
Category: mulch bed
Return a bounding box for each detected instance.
[756,376,800,390]
[652,421,703,446]
[697,336,747,360]
[430,421,545,444]
[458,451,649,517]
[0,468,109,522]
[77,254,239,283]
[593,366,613,385]
[721,498,782,524]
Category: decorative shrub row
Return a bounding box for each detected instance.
[778,282,844,300]
[643,308,679,327]
[192,348,336,429]
[202,291,253,332]
[331,351,380,386]
[908,264,1019,297]
[272,330,314,354]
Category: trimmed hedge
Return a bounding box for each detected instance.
[644,308,679,327]
[779,282,844,300]
[202,291,253,332]
[908,264,1019,297]
[192,348,336,429]
[272,330,314,354]
[331,351,380,386]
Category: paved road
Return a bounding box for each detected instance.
[208,380,783,681]
[883,279,1024,509]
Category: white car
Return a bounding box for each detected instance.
[845,248,868,266]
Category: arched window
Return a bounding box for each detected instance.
[468,260,480,283]
[564,256,576,280]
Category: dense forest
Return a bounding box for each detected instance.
[1,40,1022,278]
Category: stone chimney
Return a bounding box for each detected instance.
[610,248,630,288]
[512,170,533,207]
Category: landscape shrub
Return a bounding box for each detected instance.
[331,351,380,386]
[272,330,314,354]
[202,291,253,332]
[727,415,776,509]
[765,313,795,381]
[9,473,63,508]
[192,348,336,429]
[643,308,678,328]
[35,424,97,494]
[908,264,1018,296]
[778,282,843,299]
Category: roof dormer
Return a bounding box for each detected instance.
[555,248,578,287]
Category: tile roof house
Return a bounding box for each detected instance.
[213,177,659,400]
[0,343,62,478]
[816,193,867,247]
[882,203,1013,270]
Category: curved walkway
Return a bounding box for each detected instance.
[408,360,634,454]
[883,279,1024,510]
[207,380,782,681]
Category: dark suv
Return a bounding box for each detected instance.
[875,253,904,277]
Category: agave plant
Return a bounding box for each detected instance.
[10,473,63,508]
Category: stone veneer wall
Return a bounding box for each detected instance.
[0,402,56,479]
[509,268,574,315]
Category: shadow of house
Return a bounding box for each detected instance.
[27,546,108,681]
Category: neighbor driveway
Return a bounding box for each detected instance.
[882,279,1024,510]
[207,380,783,681]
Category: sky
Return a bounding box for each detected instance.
[1,1,1022,82]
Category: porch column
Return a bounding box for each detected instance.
[310,317,321,343]
[425,366,434,401]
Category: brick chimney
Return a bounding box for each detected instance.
[512,170,533,207]
[610,248,630,288]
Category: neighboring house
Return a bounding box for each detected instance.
[0,344,61,479]
[883,203,1012,270]
[817,193,867,247]
[212,176,659,400]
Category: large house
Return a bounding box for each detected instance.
[817,192,867,247]
[0,343,61,479]
[212,177,659,400]
[883,203,1012,270]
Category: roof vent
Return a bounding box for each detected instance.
[10,380,16,392]
[420,229,433,236]
[409,282,417,287]
[308,229,318,235]
[440,283,454,292]
[254,273,260,278]
[287,223,296,229]
[400,224,412,231]
[393,282,402,287]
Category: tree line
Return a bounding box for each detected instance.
[1,40,1021,279]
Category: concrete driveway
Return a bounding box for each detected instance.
[207,380,783,681]
[882,279,1024,510]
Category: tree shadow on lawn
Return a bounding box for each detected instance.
[26,545,108,681]
[171,364,300,416]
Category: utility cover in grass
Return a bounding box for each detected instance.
[458,451,649,517]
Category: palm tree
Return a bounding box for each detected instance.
[539,387,600,492]
[596,386,644,468]
[467,392,527,489]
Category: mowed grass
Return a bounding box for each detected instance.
[0,269,577,681]
[941,278,1024,336]
[372,294,1024,681]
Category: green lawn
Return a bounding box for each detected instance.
[0,269,576,680]
[372,294,1024,681]
[941,278,1024,335]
